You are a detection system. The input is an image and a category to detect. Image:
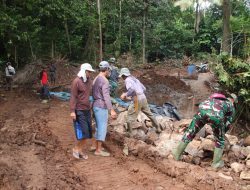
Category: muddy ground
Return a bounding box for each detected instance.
[0,62,249,189]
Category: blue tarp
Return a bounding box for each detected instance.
[50,92,180,120]
[50,92,71,101]
[50,92,128,107]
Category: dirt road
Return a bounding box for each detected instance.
[0,90,187,190]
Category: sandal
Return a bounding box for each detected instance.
[89,146,105,152]
[94,150,110,157]
[73,150,88,160]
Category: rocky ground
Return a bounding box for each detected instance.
[0,60,249,189]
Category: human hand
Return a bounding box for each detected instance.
[120,93,127,100]
[110,109,117,119]
[70,112,76,120]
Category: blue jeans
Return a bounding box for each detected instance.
[93,107,108,141]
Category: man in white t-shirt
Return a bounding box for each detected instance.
[5,62,15,90]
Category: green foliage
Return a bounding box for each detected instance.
[214,54,250,105]
[0,0,249,65]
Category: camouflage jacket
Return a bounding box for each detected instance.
[199,97,235,124]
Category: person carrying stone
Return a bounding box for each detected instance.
[172,93,237,169]
[5,62,15,90]
[119,68,161,134]
[70,63,95,159]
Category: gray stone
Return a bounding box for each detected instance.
[200,138,214,151]
[145,130,158,145]
[218,173,233,180]
[240,170,250,180]
[230,162,244,173]
[185,140,203,157]
[231,145,242,157]
[134,129,147,141]
[246,160,250,169]
[241,146,250,157]
[244,136,250,146]
[225,134,239,145]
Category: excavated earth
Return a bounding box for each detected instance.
[0,61,249,189]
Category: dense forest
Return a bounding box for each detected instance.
[0,0,249,66]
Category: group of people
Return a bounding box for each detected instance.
[69,58,237,170]
[70,58,161,159]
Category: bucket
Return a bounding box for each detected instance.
[187,64,196,75]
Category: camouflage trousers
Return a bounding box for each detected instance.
[182,109,228,148]
[109,80,118,98]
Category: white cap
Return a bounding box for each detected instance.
[77,63,95,82]
[119,68,131,77]
[80,63,95,72]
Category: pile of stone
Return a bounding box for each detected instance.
[110,115,250,180]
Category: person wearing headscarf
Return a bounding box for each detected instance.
[70,63,95,159]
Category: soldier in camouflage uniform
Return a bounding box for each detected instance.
[172,93,236,169]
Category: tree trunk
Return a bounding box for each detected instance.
[28,36,35,59]
[118,0,122,55]
[64,20,72,56]
[14,46,18,68]
[222,0,231,54]
[142,0,146,64]
[2,0,6,8]
[51,40,55,58]
[129,30,132,52]
[194,0,200,34]
[97,0,103,61]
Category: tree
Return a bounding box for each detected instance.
[97,0,103,61]
[222,0,231,54]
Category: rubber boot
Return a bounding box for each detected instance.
[172,141,189,161]
[211,147,224,169]
[124,122,132,135]
[155,124,162,134]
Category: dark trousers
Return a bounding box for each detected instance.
[40,85,50,99]
[5,76,13,90]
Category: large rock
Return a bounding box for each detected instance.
[200,138,214,151]
[145,130,158,145]
[241,146,250,158]
[196,124,214,138]
[240,170,250,180]
[174,119,192,131]
[218,173,233,180]
[230,162,244,173]
[115,111,127,125]
[154,133,183,156]
[133,129,147,141]
[185,140,203,157]
[137,112,150,123]
[243,135,250,146]
[246,160,250,169]
[225,134,238,145]
[230,145,242,157]
[113,124,125,134]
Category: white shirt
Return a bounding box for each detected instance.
[5,65,15,77]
